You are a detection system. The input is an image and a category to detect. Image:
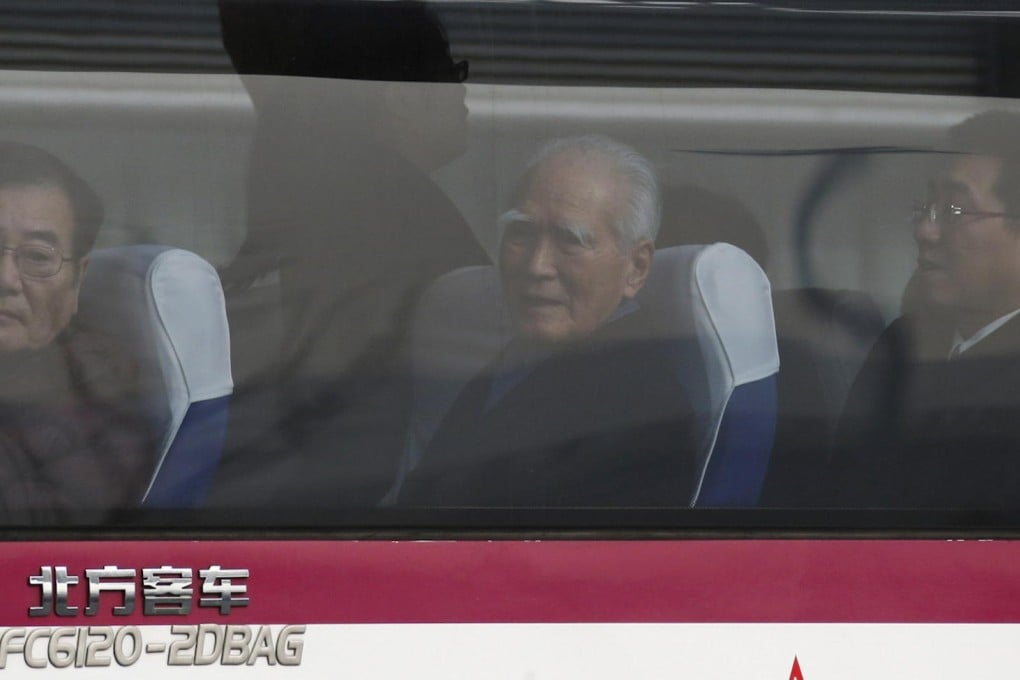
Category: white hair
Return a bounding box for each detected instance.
[514,134,661,247]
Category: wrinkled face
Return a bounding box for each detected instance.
[0,184,85,353]
[914,155,1020,323]
[499,151,652,344]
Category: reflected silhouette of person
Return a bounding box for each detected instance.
[214,1,488,508]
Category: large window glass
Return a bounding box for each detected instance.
[0,0,1019,528]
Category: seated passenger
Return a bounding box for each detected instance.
[398,135,696,507]
[833,111,1020,509]
[0,142,155,522]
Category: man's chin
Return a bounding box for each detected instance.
[923,283,956,305]
[516,328,567,345]
[910,280,960,319]
[512,318,574,345]
[0,339,31,354]
[0,329,45,355]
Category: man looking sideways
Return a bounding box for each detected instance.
[834,112,1020,510]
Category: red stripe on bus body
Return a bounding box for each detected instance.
[1,540,1018,626]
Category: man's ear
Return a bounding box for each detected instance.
[70,255,88,314]
[622,240,653,299]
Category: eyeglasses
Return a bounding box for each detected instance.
[0,244,74,279]
[910,200,1017,229]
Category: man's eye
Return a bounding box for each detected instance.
[20,248,55,264]
[505,222,535,244]
[555,228,590,253]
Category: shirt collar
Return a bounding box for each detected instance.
[950,307,1020,358]
[606,297,639,324]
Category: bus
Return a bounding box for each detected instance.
[1,0,1020,677]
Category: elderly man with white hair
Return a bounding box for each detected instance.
[398,135,696,507]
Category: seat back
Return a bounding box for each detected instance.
[77,245,233,508]
[642,245,779,506]
[394,243,778,507]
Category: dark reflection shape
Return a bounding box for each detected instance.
[211,1,488,511]
[219,0,467,83]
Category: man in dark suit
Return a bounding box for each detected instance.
[0,142,155,522]
[834,112,1020,510]
[398,135,697,507]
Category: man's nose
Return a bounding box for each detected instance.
[524,236,558,277]
[914,211,942,246]
[0,249,23,294]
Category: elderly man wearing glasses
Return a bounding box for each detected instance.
[832,111,1020,511]
[0,142,154,523]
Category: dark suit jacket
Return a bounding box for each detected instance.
[398,308,698,507]
[832,313,1020,510]
[0,323,156,523]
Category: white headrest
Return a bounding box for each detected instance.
[642,243,779,387]
[638,243,778,489]
[78,246,233,446]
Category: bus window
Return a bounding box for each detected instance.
[0,1,1017,527]
[3,3,1020,678]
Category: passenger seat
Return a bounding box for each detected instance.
[78,245,233,508]
[390,243,780,507]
